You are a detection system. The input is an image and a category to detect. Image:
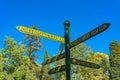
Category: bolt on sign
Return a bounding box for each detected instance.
[16,26,64,43]
[42,23,111,65]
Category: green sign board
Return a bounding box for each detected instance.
[70,23,110,48]
[48,58,101,74]
[48,65,66,74]
[71,58,100,69]
[42,53,65,65]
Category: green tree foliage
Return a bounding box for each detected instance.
[70,43,91,60]
[24,25,42,79]
[0,37,37,80]
[109,41,120,80]
[70,44,92,80]
[40,50,54,80]
[54,44,91,80]
[83,52,109,80]
[72,45,110,80]
[53,44,109,80]
[55,52,66,80]
[0,49,8,79]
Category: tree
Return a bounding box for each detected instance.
[55,52,65,80]
[40,50,54,80]
[0,49,8,80]
[53,43,110,80]
[84,52,109,80]
[70,43,92,80]
[109,41,120,80]
[70,44,110,80]
[24,25,42,79]
[24,25,42,61]
[0,36,37,80]
[54,43,91,80]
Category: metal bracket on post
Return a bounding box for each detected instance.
[64,20,71,80]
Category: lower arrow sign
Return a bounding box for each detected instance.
[48,65,66,74]
[42,53,65,65]
[48,58,100,74]
[71,58,100,69]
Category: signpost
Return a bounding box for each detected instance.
[42,23,110,65]
[47,22,110,80]
[16,21,111,80]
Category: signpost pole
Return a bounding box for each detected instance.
[64,20,71,80]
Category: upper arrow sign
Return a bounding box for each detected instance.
[16,26,64,43]
[70,23,110,48]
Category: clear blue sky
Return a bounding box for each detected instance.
[0,0,120,64]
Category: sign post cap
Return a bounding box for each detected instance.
[64,20,70,27]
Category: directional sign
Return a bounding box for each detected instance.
[42,53,65,65]
[16,26,64,43]
[48,65,66,74]
[71,58,100,69]
[70,23,110,48]
[42,23,110,65]
[48,58,101,74]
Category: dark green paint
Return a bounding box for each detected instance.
[64,20,71,80]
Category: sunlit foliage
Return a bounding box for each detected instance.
[109,41,120,80]
[0,37,37,80]
[40,50,54,80]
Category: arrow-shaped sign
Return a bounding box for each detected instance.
[43,23,110,65]
[71,58,100,69]
[70,23,110,48]
[42,53,65,65]
[16,26,64,43]
[48,65,66,74]
[48,58,100,74]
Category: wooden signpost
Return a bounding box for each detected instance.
[16,21,110,80]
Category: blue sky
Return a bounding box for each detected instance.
[0,0,120,64]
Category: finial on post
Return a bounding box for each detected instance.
[64,20,70,28]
